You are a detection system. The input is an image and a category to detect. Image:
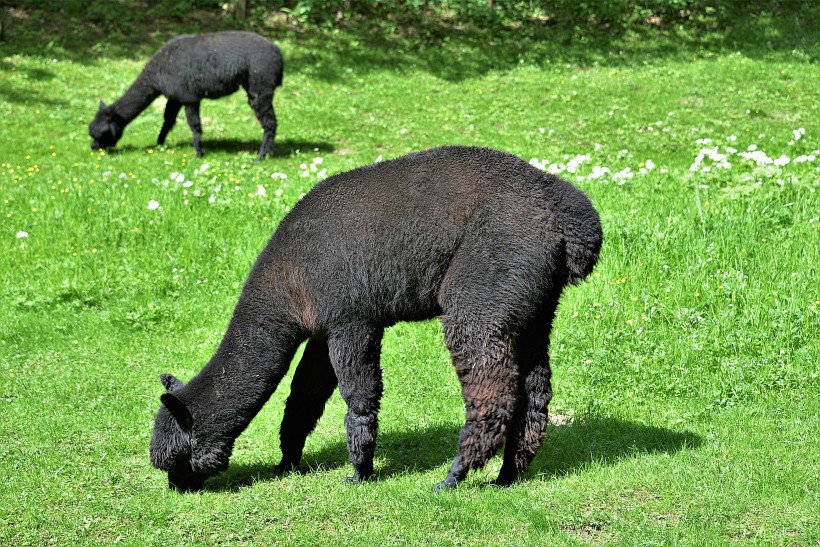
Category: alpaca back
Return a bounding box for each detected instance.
[250,146,601,330]
[142,31,283,102]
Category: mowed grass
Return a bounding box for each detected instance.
[1,8,819,545]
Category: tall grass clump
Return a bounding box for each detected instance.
[0,1,818,544]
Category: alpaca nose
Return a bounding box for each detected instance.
[168,468,206,493]
[169,478,204,493]
[91,140,100,150]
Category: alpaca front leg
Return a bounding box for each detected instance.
[327,326,384,482]
[184,103,204,157]
[157,100,181,145]
[275,337,338,474]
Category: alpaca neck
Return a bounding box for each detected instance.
[111,76,160,125]
[187,300,303,440]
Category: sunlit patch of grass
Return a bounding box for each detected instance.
[1,9,818,545]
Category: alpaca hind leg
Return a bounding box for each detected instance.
[184,103,203,157]
[496,319,555,485]
[327,325,384,482]
[157,100,181,145]
[435,322,519,490]
[247,90,276,159]
[275,337,338,474]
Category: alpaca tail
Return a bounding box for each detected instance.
[560,185,603,285]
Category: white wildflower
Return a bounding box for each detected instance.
[587,166,611,180]
[16,231,29,239]
[147,200,160,210]
[613,167,633,185]
[566,154,590,174]
[738,150,773,165]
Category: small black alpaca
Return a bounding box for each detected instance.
[150,146,603,492]
[89,31,283,159]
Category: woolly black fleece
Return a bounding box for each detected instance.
[89,31,283,159]
[150,146,602,492]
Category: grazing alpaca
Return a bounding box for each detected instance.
[150,146,603,492]
[89,31,283,159]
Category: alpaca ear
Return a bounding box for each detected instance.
[160,393,193,433]
[99,100,106,109]
[160,373,185,393]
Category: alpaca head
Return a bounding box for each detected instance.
[88,101,124,151]
[149,374,229,492]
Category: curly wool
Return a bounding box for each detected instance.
[149,146,603,491]
[89,31,283,159]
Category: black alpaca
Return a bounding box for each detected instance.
[150,146,603,492]
[88,31,283,159]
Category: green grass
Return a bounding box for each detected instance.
[1,5,819,545]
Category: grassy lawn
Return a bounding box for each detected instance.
[1,4,818,545]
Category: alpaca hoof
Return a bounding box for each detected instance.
[494,468,518,487]
[272,462,295,476]
[432,477,458,491]
[345,469,371,483]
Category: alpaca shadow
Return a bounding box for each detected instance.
[525,416,701,480]
[113,138,334,158]
[204,416,701,492]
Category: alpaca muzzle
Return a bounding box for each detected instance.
[168,465,207,493]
